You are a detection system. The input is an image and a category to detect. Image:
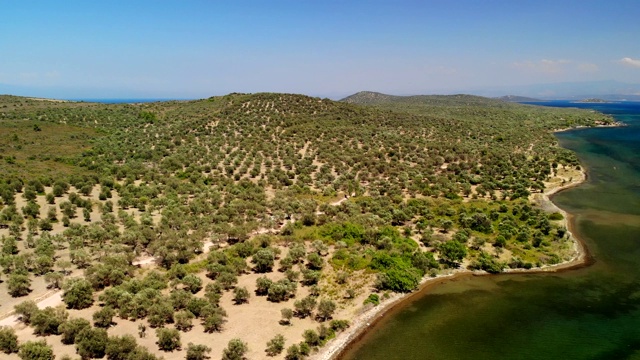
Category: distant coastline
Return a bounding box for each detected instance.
[64,98,192,104]
[572,98,618,104]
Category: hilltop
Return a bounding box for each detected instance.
[340,91,400,104]
[0,92,614,359]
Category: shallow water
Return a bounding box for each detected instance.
[341,102,640,360]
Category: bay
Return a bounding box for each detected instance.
[340,101,640,360]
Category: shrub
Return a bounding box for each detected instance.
[303,329,320,347]
[105,334,137,360]
[181,274,203,294]
[294,296,317,318]
[280,308,294,325]
[76,328,108,359]
[375,267,421,293]
[186,343,211,360]
[58,318,91,345]
[0,326,18,354]
[31,306,68,336]
[8,273,31,297]
[222,338,248,360]
[18,340,54,360]
[14,301,39,325]
[265,334,285,356]
[62,278,94,309]
[330,319,350,332]
[93,306,115,328]
[363,293,380,306]
[233,286,250,304]
[316,299,336,321]
[255,276,273,295]
[549,212,564,220]
[155,328,181,352]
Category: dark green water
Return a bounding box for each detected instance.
[341,102,640,360]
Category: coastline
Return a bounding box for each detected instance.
[313,155,592,360]
[553,121,623,133]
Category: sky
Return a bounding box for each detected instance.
[2,0,640,99]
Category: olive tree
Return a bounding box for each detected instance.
[186,343,211,360]
[18,340,54,360]
[222,338,248,360]
[155,328,181,352]
[62,278,94,309]
[265,334,285,356]
[0,326,18,354]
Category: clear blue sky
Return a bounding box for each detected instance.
[2,0,640,99]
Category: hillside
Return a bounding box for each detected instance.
[0,93,614,359]
[495,95,541,102]
[340,91,400,104]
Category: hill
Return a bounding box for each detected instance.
[495,95,541,102]
[0,92,614,359]
[340,91,400,104]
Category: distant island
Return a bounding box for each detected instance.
[575,98,615,103]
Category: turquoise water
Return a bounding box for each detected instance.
[341,102,640,360]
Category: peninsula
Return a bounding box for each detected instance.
[0,93,613,359]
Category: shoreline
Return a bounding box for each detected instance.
[314,159,592,360]
[553,121,623,133]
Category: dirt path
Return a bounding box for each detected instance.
[0,291,64,327]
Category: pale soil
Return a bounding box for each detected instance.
[0,186,95,321]
[0,191,373,360]
[0,184,149,322]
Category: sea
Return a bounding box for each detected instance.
[340,101,640,360]
[65,98,189,104]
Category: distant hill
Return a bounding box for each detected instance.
[342,91,504,105]
[575,98,611,103]
[495,95,541,102]
[341,91,515,112]
[340,91,401,104]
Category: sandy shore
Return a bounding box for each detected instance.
[313,167,592,360]
[553,122,623,133]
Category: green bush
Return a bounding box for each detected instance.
[363,293,380,306]
[549,212,564,220]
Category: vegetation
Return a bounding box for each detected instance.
[0,326,19,354]
[266,334,285,356]
[222,338,248,360]
[18,340,54,360]
[155,328,181,352]
[186,343,211,360]
[0,92,609,358]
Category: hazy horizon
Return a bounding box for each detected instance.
[2,1,640,99]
